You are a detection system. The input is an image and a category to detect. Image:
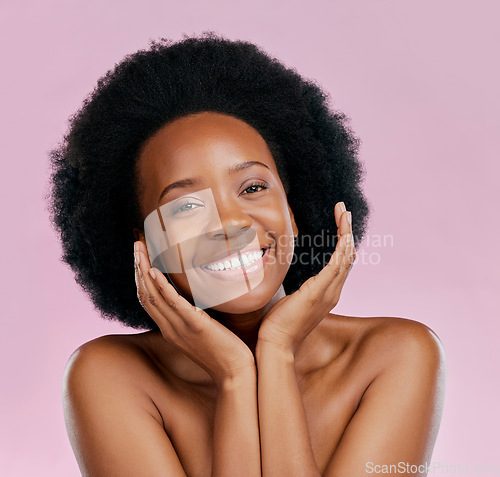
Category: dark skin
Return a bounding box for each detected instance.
[62,112,446,476]
[134,111,299,356]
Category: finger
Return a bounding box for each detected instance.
[318,209,355,296]
[134,254,176,334]
[328,235,355,305]
[335,208,354,264]
[135,240,189,312]
[134,246,183,325]
[326,204,351,270]
[148,267,208,335]
[337,205,351,238]
[332,232,355,285]
[134,251,148,308]
[334,201,345,229]
[344,211,356,271]
[304,210,350,293]
[325,218,351,275]
[134,240,152,268]
[133,243,155,310]
[287,209,354,309]
[133,242,190,335]
[134,242,208,333]
[296,232,349,309]
[335,208,353,267]
[340,210,356,273]
[325,227,356,299]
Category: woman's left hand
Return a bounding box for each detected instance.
[257,202,356,356]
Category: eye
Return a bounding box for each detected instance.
[241,181,269,195]
[172,201,203,215]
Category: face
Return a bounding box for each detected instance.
[134,111,298,314]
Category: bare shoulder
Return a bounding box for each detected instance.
[62,333,187,476]
[364,315,443,367]
[322,313,446,378]
[316,315,446,472]
[62,332,165,425]
[63,332,157,389]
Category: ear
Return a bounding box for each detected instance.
[132,227,146,244]
[287,203,299,238]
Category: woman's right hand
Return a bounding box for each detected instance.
[133,241,256,387]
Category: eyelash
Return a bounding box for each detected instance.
[241,181,269,195]
[172,181,269,215]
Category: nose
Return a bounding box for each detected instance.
[205,197,252,240]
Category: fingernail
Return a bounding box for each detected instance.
[135,251,140,265]
[347,211,352,225]
[149,268,156,280]
[340,202,346,213]
[134,242,140,252]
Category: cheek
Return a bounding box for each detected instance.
[264,215,296,270]
[263,199,296,246]
[165,272,195,302]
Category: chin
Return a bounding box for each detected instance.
[207,286,274,314]
[211,299,270,315]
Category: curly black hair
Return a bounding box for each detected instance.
[47,32,371,330]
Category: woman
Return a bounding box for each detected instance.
[50,33,445,476]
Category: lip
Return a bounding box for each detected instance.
[199,245,271,282]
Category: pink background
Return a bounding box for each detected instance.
[1,0,499,475]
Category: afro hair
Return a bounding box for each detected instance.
[48,32,371,330]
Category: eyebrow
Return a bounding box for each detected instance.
[157,160,271,203]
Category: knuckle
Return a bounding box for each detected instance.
[166,299,178,310]
[186,309,206,333]
[343,253,352,268]
[307,291,323,307]
[137,290,147,307]
[334,263,343,276]
[328,260,342,277]
[349,249,356,264]
[300,278,327,306]
[148,294,158,307]
[186,320,204,335]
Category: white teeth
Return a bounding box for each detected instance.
[204,249,265,271]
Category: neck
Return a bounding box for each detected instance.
[208,285,286,355]
[147,286,288,388]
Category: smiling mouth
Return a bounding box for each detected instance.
[201,247,270,272]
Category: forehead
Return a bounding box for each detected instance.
[137,111,279,178]
[135,111,282,219]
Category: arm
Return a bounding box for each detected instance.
[322,322,446,477]
[254,202,445,474]
[256,322,445,477]
[63,337,261,477]
[134,241,261,476]
[62,338,187,477]
[212,369,261,477]
[254,202,354,476]
[256,341,321,477]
